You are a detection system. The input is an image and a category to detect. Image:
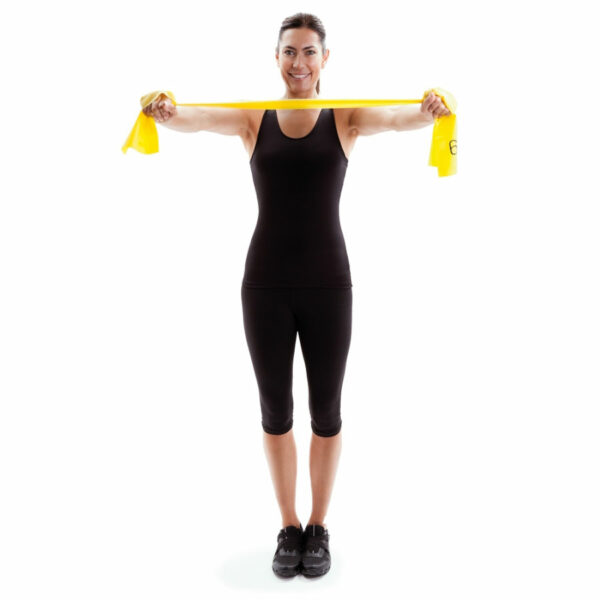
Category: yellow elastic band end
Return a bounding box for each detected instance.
[122,89,458,176]
[139,90,176,109]
[422,87,458,177]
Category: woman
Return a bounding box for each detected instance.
[143,12,450,580]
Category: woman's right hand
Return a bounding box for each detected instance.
[142,93,177,122]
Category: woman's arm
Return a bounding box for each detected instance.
[348,106,432,136]
[163,106,249,137]
[348,92,452,136]
[144,94,248,137]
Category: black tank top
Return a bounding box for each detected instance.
[242,108,353,288]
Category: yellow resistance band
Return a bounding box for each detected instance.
[122,87,457,177]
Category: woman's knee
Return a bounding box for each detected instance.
[311,417,342,437]
[262,418,293,435]
[259,390,294,436]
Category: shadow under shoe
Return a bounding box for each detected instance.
[272,523,304,578]
[301,523,331,577]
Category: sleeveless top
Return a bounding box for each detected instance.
[242,108,353,288]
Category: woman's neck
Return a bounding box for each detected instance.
[281,92,320,100]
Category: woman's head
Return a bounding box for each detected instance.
[276,13,329,98]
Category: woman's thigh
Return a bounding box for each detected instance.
[240,285,298,434]
[292,287,353,436]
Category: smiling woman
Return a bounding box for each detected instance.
[128,10,454,582]
[241,13,351,580]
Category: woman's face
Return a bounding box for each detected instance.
[276,27,329,96]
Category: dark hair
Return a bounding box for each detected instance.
[277,13,327,95]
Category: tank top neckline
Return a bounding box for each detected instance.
[273,108,325,140]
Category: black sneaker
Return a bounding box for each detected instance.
[272,523,304,577]
[300,523,331,577]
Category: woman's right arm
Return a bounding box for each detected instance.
[143,93,249,137]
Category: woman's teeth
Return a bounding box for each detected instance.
[290,73,310,79]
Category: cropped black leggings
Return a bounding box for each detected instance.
[241,284,352,437]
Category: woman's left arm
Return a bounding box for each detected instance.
[348,91,452,136]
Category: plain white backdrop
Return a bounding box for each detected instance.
[1,0,598,598]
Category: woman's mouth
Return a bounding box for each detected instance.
[289,73,310,80]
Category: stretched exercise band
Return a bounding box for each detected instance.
[122,87,457,176]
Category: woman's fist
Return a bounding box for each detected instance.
[420,91,452,121]
[142,93,177,122]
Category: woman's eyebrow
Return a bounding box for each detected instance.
[283,45,316,50]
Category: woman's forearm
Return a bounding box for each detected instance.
[159,106,202,133]
[158,106,247,137]
[392,106,434,131]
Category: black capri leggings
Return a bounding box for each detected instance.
[241,284,353,437]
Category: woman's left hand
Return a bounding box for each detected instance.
[420,91,452,121]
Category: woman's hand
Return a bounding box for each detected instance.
[142,93,177,123]
[420,91,452,122]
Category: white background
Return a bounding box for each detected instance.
[1,1,598,598]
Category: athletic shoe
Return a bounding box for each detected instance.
[300,523,331,577]
[272,523,304,577]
